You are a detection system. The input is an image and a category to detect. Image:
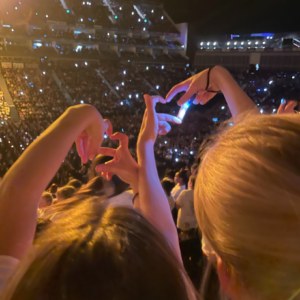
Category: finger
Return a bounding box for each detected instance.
[285,100,298,113]
[195,91,217,105]
[157,113,182,124]
[277,99,286,115]
[104,119,113,137]
[87,135,101,161]
[144,95,156,125]
[75,137,84,161]
[110,132,129,148]
[106,172,113,181]
[165,80,190,103]
[81,136,89,163]
[151,95,167,104]
[158,121,171,135]
[95,161,117,174]
[98,147,116,157]
[177,85,198,106]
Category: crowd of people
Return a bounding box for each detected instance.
[0,62,299,185]
[1,64,300,300]
[0,0,178,34]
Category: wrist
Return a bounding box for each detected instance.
[211,66,230,92]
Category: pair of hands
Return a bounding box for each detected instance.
[74,67,222,165]
[74,95,182,189]
[95,95,182,189]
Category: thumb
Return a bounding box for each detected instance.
[144,94,156,122]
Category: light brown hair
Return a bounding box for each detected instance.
[3,181,197,300]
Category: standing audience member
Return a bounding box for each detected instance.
[38,192,53,209]
[162,169,175,183]
[171,169,188,201]
[56,185,76,202]
[161,180,175,210]
[67,179,83,190]
[176,176,197,232]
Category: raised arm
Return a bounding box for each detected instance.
[0,105,108,259]
[137,95,182,262]
[166,66,258,121]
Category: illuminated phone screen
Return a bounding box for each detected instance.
[177,93,197,120]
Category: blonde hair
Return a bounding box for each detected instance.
[195,114,300,300]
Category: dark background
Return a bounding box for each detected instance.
[163,0,300,34]
[162,0,300,63]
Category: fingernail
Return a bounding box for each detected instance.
[281,99,285,104]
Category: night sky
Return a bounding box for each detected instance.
[163,0,300,35]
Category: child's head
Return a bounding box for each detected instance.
[4,194,197,300]
[195,114,300,300]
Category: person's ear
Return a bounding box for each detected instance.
[216,256,232,296]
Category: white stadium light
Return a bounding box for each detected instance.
[156,85,160,89]
[263,41,266,44]
[213,42,217,45]
[248,41,251,45]
[175,158,179,162]
[255,41,259,44]
[269,80,273,84]
[120,101,124,105]
[241,41,244,45]
[260,109,263,114]
[207,42,210,45]
[234,42,237,45]
[227,42,230,45]
[80,100,84,104]
[200,42,203,45]
[85,62,88,66]
[161,16,164,20]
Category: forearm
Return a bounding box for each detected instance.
[0,105,100,258]
[138,143,180,254]
[213,66,259,120]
